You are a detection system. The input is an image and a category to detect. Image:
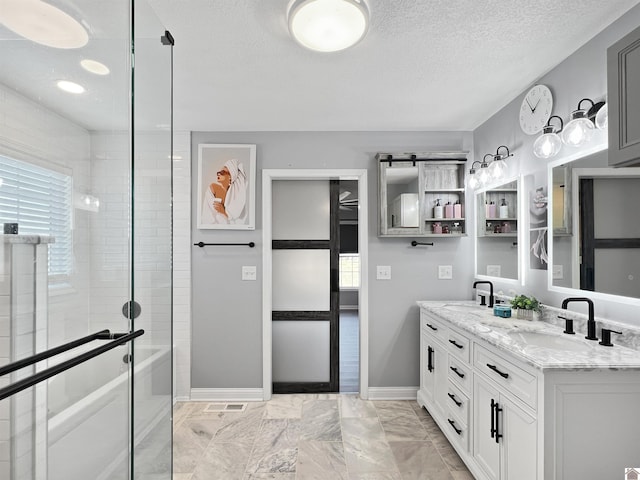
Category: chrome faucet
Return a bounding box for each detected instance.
[561,297,597,341]
[473,280,494,308]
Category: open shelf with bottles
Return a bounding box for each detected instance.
[378,152,468,237]
[477,181,518,237]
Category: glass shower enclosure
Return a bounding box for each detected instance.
[0,1,173,478]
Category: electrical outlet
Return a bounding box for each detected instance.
[553,264,563,280]
[438,265,453,280]
[242,266,257,281]
[376,265,391,280]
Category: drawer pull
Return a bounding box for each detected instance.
[449,339,464,349]
[426,323,438,331]
[447,418,462,435]
[487,363,509,379]
[449,366,465,379]
[427,346,434,372]
[447,392,462,407]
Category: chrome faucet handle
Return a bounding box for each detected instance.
[599,328,622,347]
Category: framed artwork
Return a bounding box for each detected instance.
[197,143,256,230]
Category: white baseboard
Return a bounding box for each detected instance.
[190,388,264,402]
[367,387,418,400]
[174,395,190,403]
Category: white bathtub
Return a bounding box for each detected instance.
[46,343,171,480]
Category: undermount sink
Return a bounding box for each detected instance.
[441,304,488,313]
[507,331,593,352]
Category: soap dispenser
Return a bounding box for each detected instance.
[499,198,509,219]
[434,199,443,219]
[453,200,462,218]
[444,201,453,218]
[488,201,496,218]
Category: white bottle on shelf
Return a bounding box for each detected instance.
[499,198,509,219]
[433,199,443,219]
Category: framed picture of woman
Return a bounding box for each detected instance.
[197,143,256,229]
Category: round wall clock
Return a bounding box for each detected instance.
[519,84,553,135]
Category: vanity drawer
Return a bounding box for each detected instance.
[421,312,448,344]
[445,381,469,424]
[443,412,469,453]
[448,356,471,393]
[474,344,538,409]
[446,330,471,363]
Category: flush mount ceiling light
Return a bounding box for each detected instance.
[81,59,110,75]
[57,80,85,94]
[287,0,369,52]
[0,0,88,49]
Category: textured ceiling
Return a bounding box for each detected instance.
[145,0,640,132]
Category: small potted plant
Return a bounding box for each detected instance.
[510,294,541,321]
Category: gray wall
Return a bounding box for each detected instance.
[473,4,640,322]
[191,131,474,389]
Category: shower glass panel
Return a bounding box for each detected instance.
[0,0,173,478]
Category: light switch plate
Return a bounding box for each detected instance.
[242,266,257,281]
[376,265,391,280]
[553,264,563,279]
[438,265,453,280]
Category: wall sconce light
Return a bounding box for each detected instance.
[488,145,512,180]
[533,115,564,159]
[477,154,492,186]
[287,0,370,52]
[74,193,100,212]
[561,98,605,147]
[595,102,608,130]
[467,161,481,189]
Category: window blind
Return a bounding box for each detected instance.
[0,156,73,278]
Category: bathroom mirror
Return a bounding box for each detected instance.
[550,147,640,298]
[475,177,521,282]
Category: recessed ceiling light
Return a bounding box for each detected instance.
[0,0,89,49]
[57,80,85,94]
[288,0,369,53]
[81,59,110,75]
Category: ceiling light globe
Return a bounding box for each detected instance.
[288,0,369,52]
[0,0,88,49]
[533,132,562,159]
[595,103,608,130]
[561,110,594,147]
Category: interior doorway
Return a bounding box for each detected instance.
[262,169,369,400]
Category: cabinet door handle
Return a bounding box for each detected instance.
[427,346,433,372]
[447,392,462,407]
[448,339,464,349]
[447,418,462,435]
[486,363,509,379]
[449,366,465,379]
[494,401,503,444]
[426,323,438,331]
[490,399,496,438]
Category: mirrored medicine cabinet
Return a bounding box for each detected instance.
[549,146,640,300]
[475,177,521,282]
[377,152,468,237]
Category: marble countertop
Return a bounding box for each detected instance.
[417,300,640,372]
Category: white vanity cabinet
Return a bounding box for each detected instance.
[418,303,640,480]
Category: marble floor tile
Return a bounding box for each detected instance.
[191,442,252,480]
[389,441,454,480]
[339,395,378,418]
[373,401,417,420]
[344,437,398,474]
[342,417,386,442]
[246,419,301,474]
[264,394,304,419]
[347,473,403,480]
[380,413,429,442]
[173,396,472,480]
[296,440,348,479]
